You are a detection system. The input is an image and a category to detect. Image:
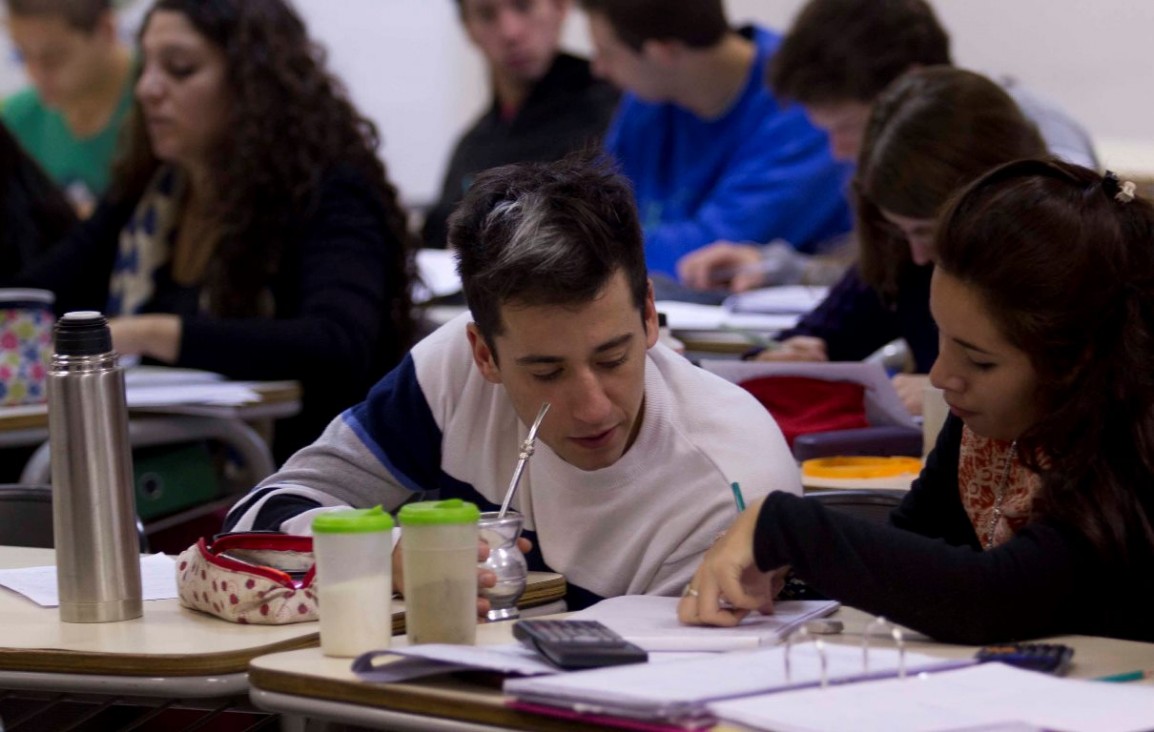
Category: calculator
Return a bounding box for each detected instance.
[975,642,1074,675]
[512,619,649,670]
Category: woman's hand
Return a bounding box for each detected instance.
[755,336,828,363]
[892,373,930,416]
[109,315,182,363]
[677,497,787,627]
[677,241,766,292]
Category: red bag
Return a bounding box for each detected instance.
[738,375,870,447]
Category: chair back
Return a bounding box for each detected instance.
[0,484,148,551]
[805,489,904,527]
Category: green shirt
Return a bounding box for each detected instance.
[1,80,134,202]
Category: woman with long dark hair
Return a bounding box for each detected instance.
[755,67,1047,415]
[680,159,1154,644]
[8,0,416,458]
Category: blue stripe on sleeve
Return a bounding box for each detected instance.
[344,353,446,494]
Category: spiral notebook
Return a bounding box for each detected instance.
[504,641,972,729]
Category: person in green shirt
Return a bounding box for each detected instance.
[2,0,135,214]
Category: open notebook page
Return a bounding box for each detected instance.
[709,662,1154,732]
[571,596,838,652]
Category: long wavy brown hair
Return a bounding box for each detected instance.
[854,67,1045,298]
[936,159,1154,563]
[110,0,415,347]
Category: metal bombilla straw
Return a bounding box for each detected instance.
[497,402,551,518]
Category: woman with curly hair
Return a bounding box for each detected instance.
[680,159,1154,644]
[7,0,416,459]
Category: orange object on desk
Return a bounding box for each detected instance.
[801,456,922,479]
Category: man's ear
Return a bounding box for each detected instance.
[95,10,118,44]
[640,37,681,67]
[642,279,659,349]
[466,323,503,384]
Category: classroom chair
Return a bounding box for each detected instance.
[0,484,148,551]
[805,488,904,527]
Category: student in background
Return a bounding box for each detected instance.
[681,159,1154,645]
[421,0,618,249]
[2,0,135,213]
[5,0,416,461]
[0,121,76,278]
[578,0,850,281]
[225,157,802,612]
[681,0,1097,293]
[758,68,1046,416]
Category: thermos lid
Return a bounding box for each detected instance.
[312,505,395,534]
[398,498,480,526]
[54,311,112,356]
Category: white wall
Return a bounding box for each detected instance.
[3,1,1152,207]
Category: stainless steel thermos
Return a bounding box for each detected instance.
[47,311,143,623]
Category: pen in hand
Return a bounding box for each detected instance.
[730,481,746,513]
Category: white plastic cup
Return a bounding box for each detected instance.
[312,506,395,657]
[398,498,479,645]
[922,385,949,459]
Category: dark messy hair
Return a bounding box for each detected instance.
[769,0,950,105]
[110,0,415,348]
[936,158,1154,563]
[578,0,727,51]
[0,121,77,275]
[450,155,648,355]
[4,0,112,33]
[855,67,1045,297]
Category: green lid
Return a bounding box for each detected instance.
[312,506,395,534]
[397,498,480,526]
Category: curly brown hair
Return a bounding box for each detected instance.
[110,0,415,346]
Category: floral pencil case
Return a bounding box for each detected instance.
[176,532,318,624]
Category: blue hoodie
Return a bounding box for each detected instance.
[605,26,852,278]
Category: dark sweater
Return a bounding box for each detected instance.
[753,415,1154,644]
[421,53,618,248]
[8,166,407,461]
[778,263,937,373]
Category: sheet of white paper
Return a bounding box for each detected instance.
[413,248,462,302]
[125,383,261,408]
[709,663,1154,732]
[0,553,179,607]
[571,596,839,652]
[723,285,829,315]
[124,366,225,387]
[389,642,559,676]
[655,301,801,332]
[700,360,917,428]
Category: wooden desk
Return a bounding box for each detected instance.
[0,546,318,698]
[248,606,1154,732]
[0,547,564,703]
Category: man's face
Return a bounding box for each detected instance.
[468,270,659,471]
[805,101,873,163]
[461,0,566,86]
[8,13,113,108]
[586,11,666,101]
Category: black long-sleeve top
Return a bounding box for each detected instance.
[777,263,938,373]
[7,166,407,461]
[754,415,1154,644]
